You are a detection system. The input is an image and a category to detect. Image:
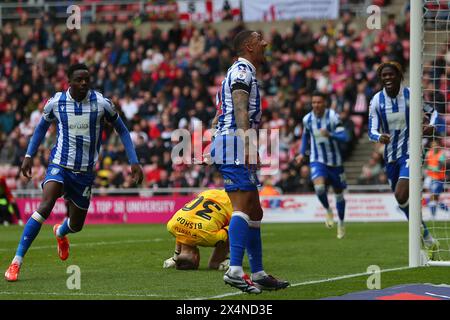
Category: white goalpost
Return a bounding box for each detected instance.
[410,0,450,267]
[409,0,422,267]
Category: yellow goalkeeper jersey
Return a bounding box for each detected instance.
[167,189,232,247]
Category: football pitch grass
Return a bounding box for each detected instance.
[0,222,449,300]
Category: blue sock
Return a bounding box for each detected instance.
[429,201,437,217]
[315,185,329,209]
[228,213,249,267]
[247,225,263,274]
[422,221,430,239]
[15,212,45,259]
[336,195,346,222]
[57,218,73,238]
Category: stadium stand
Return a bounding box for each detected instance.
[1,0,446,194]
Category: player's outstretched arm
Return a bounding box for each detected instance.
[22,118,52,179]
[112,117,143,185]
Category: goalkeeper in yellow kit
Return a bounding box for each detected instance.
[164,189,232,270]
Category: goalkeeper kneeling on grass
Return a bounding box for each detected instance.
[164,189,231,270]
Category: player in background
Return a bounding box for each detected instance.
[368,61,439,258]
[0,176,23,226]
[163,189,231,271]
[211,30,289,294]
[295,91,350,239]
[423,138,448,220]
[5,63,144,282]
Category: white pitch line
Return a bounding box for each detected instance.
[0,239,166,252]
[425,292,450,299]
[197,266,412,300]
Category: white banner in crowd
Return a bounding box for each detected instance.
[177,0,241,22]
[242,0,339,22]
[261,193,450,223]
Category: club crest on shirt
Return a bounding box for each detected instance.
[51,168,60,175]
[237,66,247,80]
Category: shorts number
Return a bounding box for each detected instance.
[82,186,91,199]
[405,159,410,168]
[182,196,221,221]
[339,173,347,183]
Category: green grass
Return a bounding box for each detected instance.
[0,222,448,300]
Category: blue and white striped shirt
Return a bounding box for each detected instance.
[42,89,118,172]
[368,86,437,163]
[215,57,262,135]
[301,109,345,167]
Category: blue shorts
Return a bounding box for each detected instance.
[430,179,445,195]
[214,164,260,192]
[385,156,409,192]
[310,162,347,190]
[42,164,95,210]
[211,134,260,192]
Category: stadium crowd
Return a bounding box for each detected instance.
[0,2,440,194]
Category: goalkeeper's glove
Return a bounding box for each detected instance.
[163,257,177,269]
[218,257,230,271]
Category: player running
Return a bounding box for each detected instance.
[296,91,350,239]
[163,189,231,271]
[210,30,289,294]
[423,139,448,220]
[5,63,144,282]
[368,61,439,259]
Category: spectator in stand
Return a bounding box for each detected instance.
[0,10,425,192]
[0,176,23,226]
[358,152,383,185]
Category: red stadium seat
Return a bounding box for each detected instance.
[127,4,141,12]
[117,13,130,23]
[5,177,16,190]
[8,166,19,178]
[98,4,120,22]
[0,166,8,176]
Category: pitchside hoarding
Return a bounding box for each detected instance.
[15,194,449,224]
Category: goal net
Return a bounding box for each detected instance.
[419,0,450,265]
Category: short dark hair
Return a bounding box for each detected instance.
[175,255,199,270]
[233,30,255,55]
[67,63,89,79]
[312,91,328,101]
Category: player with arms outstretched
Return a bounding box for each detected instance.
[211,30,289,294]
[5,63,144,281]
[296,91,350,239]
[163,189,231,270]
[368,61,439,258]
